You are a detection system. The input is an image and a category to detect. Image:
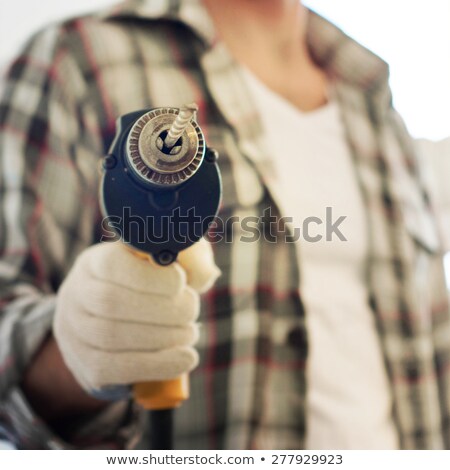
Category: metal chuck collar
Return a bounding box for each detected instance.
[126,104,205,187]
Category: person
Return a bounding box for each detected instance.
[0,0,450,450]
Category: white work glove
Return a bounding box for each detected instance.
[53,239,220,399]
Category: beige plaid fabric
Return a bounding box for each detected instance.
[0,0,449,449]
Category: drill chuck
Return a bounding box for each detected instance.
[126,106,204,186]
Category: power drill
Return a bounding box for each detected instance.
[99,104,222,449]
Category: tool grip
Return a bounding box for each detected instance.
[133,375,189,410]
[128,249,190,410]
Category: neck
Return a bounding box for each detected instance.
[202,0,328,113]
[203,0,308,62]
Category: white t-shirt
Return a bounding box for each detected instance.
[240,66,399,450]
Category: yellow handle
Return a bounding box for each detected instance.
[133,375,189,410]
[129,247,190,410]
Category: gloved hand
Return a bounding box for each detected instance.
[53,239,220,398]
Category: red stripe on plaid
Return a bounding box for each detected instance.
[6,49,100,140]
[203,282,218,449]
[80,191,100,208]
[0,249,29,257]
[193,354,305,374]
[165,26,215,445]
[27,199,45,288]
[206,283,300,303]
[393,370,437,386]
[377,301,449,322]
[27,138,49,288]
[1,123,99,210]
[0,356,14,375]
[0,124,76,170]
[75,20,116,135]
[6,56,63,88]
[6,49,79,109]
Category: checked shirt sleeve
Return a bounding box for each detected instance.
[0,24,138,448]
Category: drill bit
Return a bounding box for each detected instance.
[164,103,198,149]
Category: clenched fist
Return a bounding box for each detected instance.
[53,239,220,395]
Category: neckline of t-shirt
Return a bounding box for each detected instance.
[239,64,339,125]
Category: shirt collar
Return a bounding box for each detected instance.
[306,12,389,92]
[98,0,217,46]
[100,0,389,92]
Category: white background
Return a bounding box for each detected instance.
[0,0,449,141]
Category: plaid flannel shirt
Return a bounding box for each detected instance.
[1,0,450,450]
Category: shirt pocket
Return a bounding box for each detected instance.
[395,166,448,332]
[401,193,440,256]
[394,167,441,257]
